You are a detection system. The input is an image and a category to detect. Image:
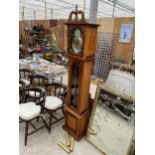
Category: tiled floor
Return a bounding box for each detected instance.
[19,117,102,155]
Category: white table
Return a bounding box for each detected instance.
[19,57,67,83]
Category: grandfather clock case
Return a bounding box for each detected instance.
[64,8,99,140]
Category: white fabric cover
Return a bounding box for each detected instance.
[21,78,30,86]
[55,88,64,95]
[89,83,97,99]
[26,91,40,97]
[106,69,135,96]
[19,102,41,120]
[45,96,62,110]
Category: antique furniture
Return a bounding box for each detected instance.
[19,80,25,103]
[110,62,135,74]
[106,69,135,96]
[106,62,135,97]
[19,68,32,87]
[43,82,67,133]
[19,56,67,83]
[19,87,49,146]
[87,84,135,155]
[63,7,99,140]
[30,74,50,94]
[29,74,67,133]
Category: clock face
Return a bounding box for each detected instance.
[71,28,83,54]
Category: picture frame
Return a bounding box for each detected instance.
[119,24,134,43]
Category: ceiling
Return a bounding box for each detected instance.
[19,0,135,21]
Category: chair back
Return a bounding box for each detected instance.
[51,82,67,105]
[19,80,26,103]
[19,68,32,80]
[22,86,46,106]
[30,74,48,88]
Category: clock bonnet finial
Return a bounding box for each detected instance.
[75,5,78,12]
[67,5,87,23]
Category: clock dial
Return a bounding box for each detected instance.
[71,28,83,54]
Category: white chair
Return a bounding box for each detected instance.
[43,82,67,133]
[19,87,49,146]
[29,74,67,133]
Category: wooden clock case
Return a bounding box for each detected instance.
[64,9,99,140]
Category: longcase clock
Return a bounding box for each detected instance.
[64,8,99,140]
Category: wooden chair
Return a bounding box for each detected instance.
[30,74,67,133]
[30,74,53,95]
[19,86,49,146]
[19,80,26,104]
[19,68,32,87]
[43,81,67,133]
[19,52,26,59]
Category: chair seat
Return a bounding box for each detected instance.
[21,78,30,86]
[45,96,62,110]
[19,102,41,120]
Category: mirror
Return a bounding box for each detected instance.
[87,84,135,155]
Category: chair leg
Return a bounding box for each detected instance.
[25,121,29,146]
[49,112,53,133]
[37,117,39,122]
[24,95,28,103]
[61,107,65,116]
[37,108,44,122]
[40,115,49,131]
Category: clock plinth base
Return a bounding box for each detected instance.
[63,125,86,141]
[64,107,89,140]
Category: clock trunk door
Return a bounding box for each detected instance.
[68,61,81,110]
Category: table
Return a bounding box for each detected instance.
[19,57,67,83]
